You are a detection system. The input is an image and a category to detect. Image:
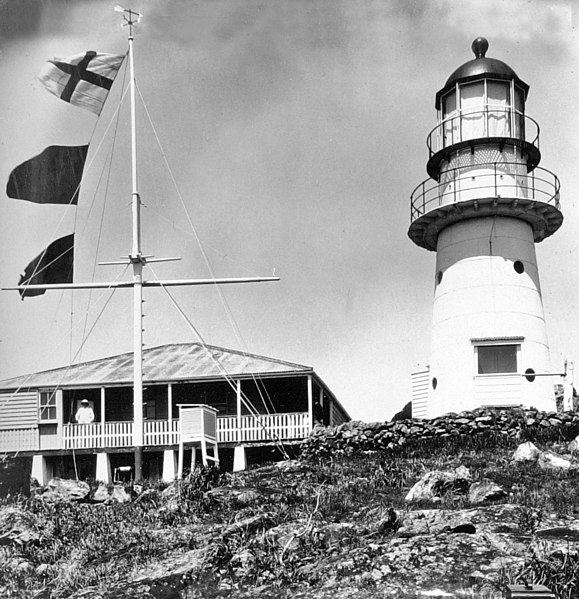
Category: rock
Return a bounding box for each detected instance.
[398,517,430,537]
[512,441,541,462]
[397,510,476,537]
[35,563,53,578]
[230,548,255,576]
[0,506,39,546]
[265,521,305,552]
[134,488,160,505]
[468,479,507,504]
[538,451,571,470]
[314,522,357,545]
[568,435,579,453]
[93,484,110,502]
[40,478,90,503]
[161,481,179,498]
[405,467,472,503]
[112,485,131,503]
[222,513,275,538]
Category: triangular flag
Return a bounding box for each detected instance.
[37,51,125,115]
[19,234,74,299]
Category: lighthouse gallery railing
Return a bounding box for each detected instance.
[410,161,560,222]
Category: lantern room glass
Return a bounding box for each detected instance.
[440,79,525,148]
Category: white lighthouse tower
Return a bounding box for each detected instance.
[409,38,562,418]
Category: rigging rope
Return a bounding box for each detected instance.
[136,83,278,416]
[148,264,290,459]
[0,267,128,413]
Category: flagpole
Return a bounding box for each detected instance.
[125,7,144,483]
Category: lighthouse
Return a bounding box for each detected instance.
[409,38,562,418]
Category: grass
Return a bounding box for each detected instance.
[2,431,579,597]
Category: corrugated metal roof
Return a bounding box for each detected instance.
[470,337,525,343]
[0,343,313,390]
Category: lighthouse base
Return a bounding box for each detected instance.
[425,216,556,418]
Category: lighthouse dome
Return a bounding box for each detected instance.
[435,38,529,109]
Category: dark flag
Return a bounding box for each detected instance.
[7,145,88,205]
[37,51,125,115]
[19,234,74,299]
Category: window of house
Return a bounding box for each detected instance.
[39,390,57,422]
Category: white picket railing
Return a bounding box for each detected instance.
[218,412,311,443]
[144,419,179,446]
[64,422,134,449]
[61,412,311,450]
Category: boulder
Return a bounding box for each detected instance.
[397,510,476,537]
[42,478,90,502]
[568,435,579,453]
[538,451,571,470]
[92,484,110,503]
[264,520,306,552]
[512,441,541,462]
[405,467,472,503]
[112,484,131,503]
[468,479,507,504]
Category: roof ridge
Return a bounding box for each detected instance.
[0,342,313,388]
[143,342,312,370]
[194,342,312,370]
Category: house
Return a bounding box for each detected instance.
[0,343,349,483]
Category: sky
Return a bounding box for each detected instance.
[0,0,577,423]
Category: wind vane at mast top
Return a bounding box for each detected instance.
[114,6,143,38]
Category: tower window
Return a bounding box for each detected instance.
[477,344,518,374]
[514,260,524,274]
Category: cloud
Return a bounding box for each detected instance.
[0,0,42,41]
[438,0,572,45]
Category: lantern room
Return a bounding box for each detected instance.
[430,36,534,174]
[409,38,561,253]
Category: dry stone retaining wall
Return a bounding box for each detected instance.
[301,408,579,458]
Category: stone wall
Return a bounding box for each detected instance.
[300,408,579,458]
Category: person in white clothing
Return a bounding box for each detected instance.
[75,399,95,424]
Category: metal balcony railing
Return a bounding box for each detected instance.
[410,161,560,222]
[426,108,540,157]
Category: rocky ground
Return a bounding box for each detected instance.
[2,417,579,598]
[99,453,579,599]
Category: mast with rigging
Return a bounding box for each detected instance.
[2,6,280,481]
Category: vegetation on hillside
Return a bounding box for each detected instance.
[1,429,579,598]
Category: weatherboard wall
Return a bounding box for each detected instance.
[0,391,39,452]
[0,390,37,428]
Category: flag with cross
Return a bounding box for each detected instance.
[9,50,124,297]
[37,51,125,115]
